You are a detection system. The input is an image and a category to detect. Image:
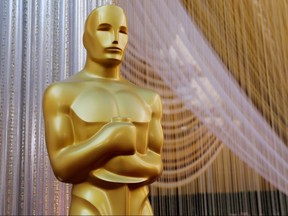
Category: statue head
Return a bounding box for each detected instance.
[83,5,128,66]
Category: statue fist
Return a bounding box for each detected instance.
[105,117,136,155]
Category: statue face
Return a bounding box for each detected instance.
[84,5,128,66]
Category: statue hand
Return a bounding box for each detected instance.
[101,117,136,156]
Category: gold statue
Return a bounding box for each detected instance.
[43,5,163,215]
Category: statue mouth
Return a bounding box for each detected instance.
[106,47,122,52]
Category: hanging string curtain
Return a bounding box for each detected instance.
[121,0,288,193]
[0,0,287,215]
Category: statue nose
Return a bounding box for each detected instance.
[112,31,119,44]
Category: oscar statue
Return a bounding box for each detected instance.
[43,4,163,215]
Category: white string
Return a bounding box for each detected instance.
[120,0,288,194]
[0,0,288,215]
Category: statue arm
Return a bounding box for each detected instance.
[102,94,163,183]
[43,85,136,183]
[140,93,163,179]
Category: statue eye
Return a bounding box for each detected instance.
[97,24,111,31]
[119,27,128,35]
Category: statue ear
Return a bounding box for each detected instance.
[83,11,94,51]
[83,31,88,50]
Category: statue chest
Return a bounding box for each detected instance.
[69,86,151,145]
[70,87,151,123]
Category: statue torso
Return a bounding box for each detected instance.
[47,78,158,215]
[64,79,152,152]
[70,79,152,123]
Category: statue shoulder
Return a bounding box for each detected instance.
[134,86,162,116]
[44,82,72,100]
[118,79,162,119]
[43,82,76,114]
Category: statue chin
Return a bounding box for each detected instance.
[89,57,122,67]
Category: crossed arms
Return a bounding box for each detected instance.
[43,85,163,184]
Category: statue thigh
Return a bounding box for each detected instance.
[69,194,101,215]
[69,182,153,215]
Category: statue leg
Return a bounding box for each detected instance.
[71,182,151,215]
[141,199,153,215]
[69,194,100,215]
[129,186,153,215]
[70,182,116,215]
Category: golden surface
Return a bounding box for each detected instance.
[43,5,163,215]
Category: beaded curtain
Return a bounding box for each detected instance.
[0,0,287,215]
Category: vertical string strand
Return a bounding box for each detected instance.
[21,0,32,214]
[0,0,9,213]
[0,0,288,215]
[7,0,24,214]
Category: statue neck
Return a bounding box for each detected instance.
[83,58,121,80]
